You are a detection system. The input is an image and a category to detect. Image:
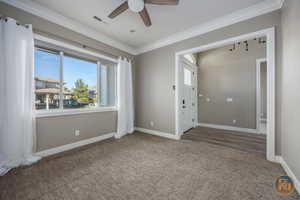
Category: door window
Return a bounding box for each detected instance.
[184,68,192,86]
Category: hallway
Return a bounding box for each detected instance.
[182,127,266,155]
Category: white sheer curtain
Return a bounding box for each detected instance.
[0,18,40,176]
[116,58,134,138]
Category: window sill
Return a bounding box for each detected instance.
[35,107,117,118]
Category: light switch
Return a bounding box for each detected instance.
[226,98,233,102]
[150,121,154,127]
[75,130,80,136]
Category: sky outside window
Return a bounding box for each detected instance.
[35,50,97,89]
[63,55,97,90]
[34,49,60,81]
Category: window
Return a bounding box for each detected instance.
[63,55,98,109]
[98,64,116,107]
[34,49,61,110]
[184,68,192,86]
[184,54,196,64]
[34,47,117,113]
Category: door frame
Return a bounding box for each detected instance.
[180,57,198,131]
[256,58,267,134]
[175,27,276,162]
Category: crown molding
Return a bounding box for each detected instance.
[1,0,284,56]
[135,0,284,54]
[1,0,137,55]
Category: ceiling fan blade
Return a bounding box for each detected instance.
[139,7,152,27]
[144,0,179,5]
[108,1,129,19]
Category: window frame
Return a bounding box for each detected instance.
[34,34,118,118]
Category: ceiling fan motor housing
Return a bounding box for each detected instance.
[128,0,145,12]
[108,0,179,27]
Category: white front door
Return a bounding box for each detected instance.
[181,59,197,133]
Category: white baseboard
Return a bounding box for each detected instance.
[135,127,180,140]
[197,123,259,134]
[274,156,282,163]
[275,156,300,195]
[35,132,115,157]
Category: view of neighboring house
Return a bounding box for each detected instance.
[35,77,66,110]
[35,77,97,110]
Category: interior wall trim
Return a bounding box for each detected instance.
[175,27,276,163]
[35,132,115,158]
[275,156,300,195]
[1,0,136,55]
[135,127,180,140]
[135,0,284,54]
[197,123,259,134]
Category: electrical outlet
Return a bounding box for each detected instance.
[233,120,237,124]
[150,121,154,127]
[75,130,80,136]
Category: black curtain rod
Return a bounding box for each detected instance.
[0,17,30,28]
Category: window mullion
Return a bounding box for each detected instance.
[59,51,64,110]
[97,61,101,108]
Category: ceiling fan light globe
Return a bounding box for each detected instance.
[128,0,144,12]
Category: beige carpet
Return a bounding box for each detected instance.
[0,131,299,200]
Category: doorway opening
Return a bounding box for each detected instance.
[175,28,276,162]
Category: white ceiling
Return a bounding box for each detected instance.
[30,0,265,49]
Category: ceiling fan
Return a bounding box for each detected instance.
[108,0,179,27]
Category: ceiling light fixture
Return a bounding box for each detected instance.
[128,0,145,12]
[108,0,179,27]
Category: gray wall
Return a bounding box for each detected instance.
[0,2,131,152]
[135,11,282,154]
[197,40,266,129]
[281,0,300,184]
[36,112,117,152]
